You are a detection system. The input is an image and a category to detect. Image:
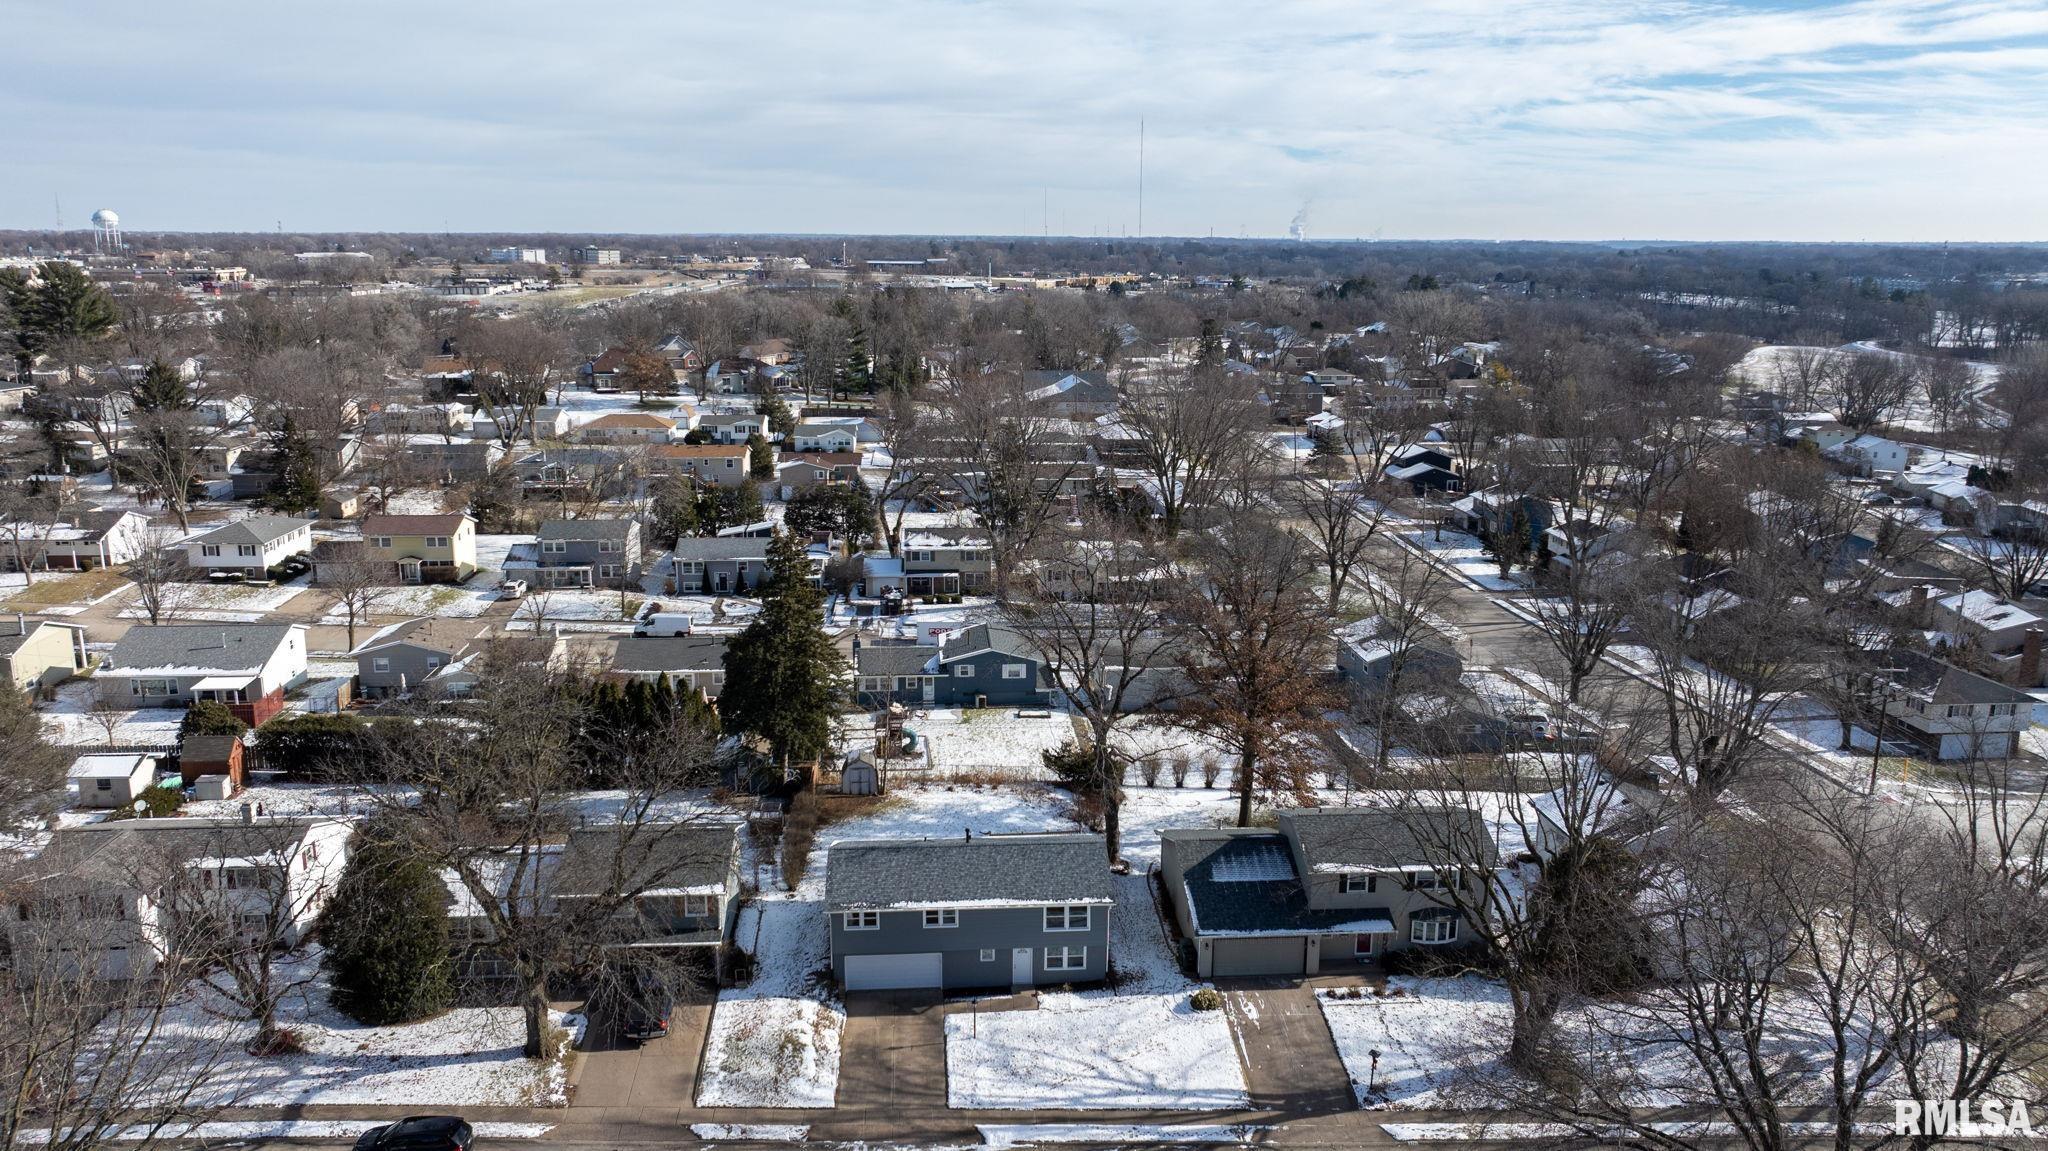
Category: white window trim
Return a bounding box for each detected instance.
[1339,874,1376,894]
[1044,945,1087,971]
[954,663,975,678]
[844,910,880,931]
[923,908,958,929]
[1044,905,1092,932]
[1410,914,1459,945]
[1001,663,1028,680]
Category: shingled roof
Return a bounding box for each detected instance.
[826,832,1110,912]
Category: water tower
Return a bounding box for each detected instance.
[90,208,122,253]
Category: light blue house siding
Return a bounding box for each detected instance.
[828,904,1111,989]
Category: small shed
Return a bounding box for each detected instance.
[841,749,881,796]
[72,752,157,809]
[180,733,246,789]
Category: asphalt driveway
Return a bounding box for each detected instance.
[1222,982,1357,1116]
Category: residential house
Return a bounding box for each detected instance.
[360,512,478,583]
[850,624,1049,709]
[668,537,771,594]
[1333,615,1464,693]
[653,443,753,489]
[70,752,158,809]
[1263,375,1326,423]
[1829,433,1914,477]
[0,617,86,691]
[896,527,995,595]
[790,420,859,454]
[774,452,863,498]
[1159,807,1497,978]
[350,617,493,699]
[1024,370,1119,419]
[1868,649,2038,760]
[8,817,349,979]
[412,440,503,483]
[97,623,309,726]
[503,519,644,590]
[826,832,1112,990]
[1382,446,1464,496]
[367,402,468,437]
[4,510,150,572]
[608,635,728,700]
[695,412,771,445]
[1786,418,1854,453]
[1931,589,2042,654]
[740,338,796,365]
[1451,490,1554,547]
[184,516,314,579]
[573,412,680,445]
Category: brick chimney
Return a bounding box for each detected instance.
[1909,584,1930,626]
[2020,628,2044,688]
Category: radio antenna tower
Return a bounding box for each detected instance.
[1137,118,1145,238]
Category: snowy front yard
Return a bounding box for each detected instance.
[318,582,496,623]
[698,784,1081,1109]
[150,952,582,1108]
[1401,530,1531,592]
[945,871,1248,1111]
[116,580,310,623]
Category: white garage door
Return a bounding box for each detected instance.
[844,952,944,991]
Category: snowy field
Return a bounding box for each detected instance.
[697,785,1077,1109]
[146,952,581,1108]
[1400,530,1530,592]
[117,580,310,623]
[1734,343,2003,434]
[945,871,1247,1111]
[319,582,497,624]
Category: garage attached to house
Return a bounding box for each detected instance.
[842,952,944,991]
[1209,936,1308,978]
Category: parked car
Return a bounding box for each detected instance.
[600,966,675,1043]
[353,1116,473,1151]
[633,611,694,637]
[497,578,527,599]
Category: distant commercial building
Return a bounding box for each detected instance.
[571,247,621,265]
[488,247,548,264]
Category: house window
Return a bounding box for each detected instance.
[600,565,621,579]
[369,536,392,549]
[909,550,934,562]
[1044,905,1091,932]
[684,894,716,918]
[541,540,567,554]
[844,911,880,931]
[237,544,257,557]
[372,657,391,673]
[425,536,449,548]
[979,948,997,962]
[954,664,975,678]
[1411,872,1448,891]
[200,544,221,557]
[924,909,958,929]
[95,778,112,791]
[1044,946,1087,971]
[132,678,174,696]
[599,540,620,553]
[1002,663,1027,680]
[235,911,268,934]
[1410,912,1459,945]
[1339,874,1376,895]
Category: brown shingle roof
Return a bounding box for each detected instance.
[362,513,470,536]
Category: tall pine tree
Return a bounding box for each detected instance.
[321,829,454,1026]
[719,531,845,768]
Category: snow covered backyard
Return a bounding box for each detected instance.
[945,871,1248,1111]
[697,785,1079,1109]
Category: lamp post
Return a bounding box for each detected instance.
[1868,668,1904,797]
[1368,1048,1382,1097]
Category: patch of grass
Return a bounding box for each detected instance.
[108,786,187,821]
[959,708,1004,723]
[424,587,464,610]
[0,567,130,609]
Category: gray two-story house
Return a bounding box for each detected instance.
[504,519,643,589]
[350,617,491,699]
[1159,807,1496,978]
[668,537,772,594]
[826,831,1111,991]
[850,624,1050,709]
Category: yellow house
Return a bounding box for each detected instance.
[361,513,478,584]
[0,617,86,691]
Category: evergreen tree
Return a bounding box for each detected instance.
[1195,318,1225,369]
[746,432,775,480]
[651,473,700,545]
[1,261,118,366]
[129,357,192,413]
[270,415,325,515]
[0,679,69,821]
[785,483,876,548]
[321,828,454,1026]
[754,388,796,437]
[719,531,846,766]
[180,700,249,739]
[839,322,872,396]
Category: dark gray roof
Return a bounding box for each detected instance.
[189,516,310,548]
[29,818,330,888]
[826,832,1110,911]
[539,518,637,542]
[670,537,769,562]
[938,623,1031,663]
[610,636,727,674]
[1279,807,1499,872]
[551,822,738,899]
[855,641,938,677]
[106,624,299,675]
[1173,830,1394,937]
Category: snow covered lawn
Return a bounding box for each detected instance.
[945,872,1247,1111]
[504,589,643,632]
[15,1122,555,1143]
[1401,530,1530,592]
[40,682,183,748]
[318,582,496,623]
[0,567,132,614]
[698,785,1078,1109]
[116,580,309,623]
[979,1125,1268,1147]
[149,952,582,1108]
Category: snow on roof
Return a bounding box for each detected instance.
[1207,841,1297,883]
[1936,589,2042,631]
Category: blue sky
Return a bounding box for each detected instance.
[3,0,2043,241]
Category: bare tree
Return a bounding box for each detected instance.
[1113,367,1265,536]
[123,530,192,626]
[0,487,61,586]
[318,545,390,651]
[1829,349,1915,429]
[1286,469,1391,612]
[930,369,1089,603]
[1167,515,1337,826]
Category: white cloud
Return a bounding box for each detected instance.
[0,0,2041,239]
